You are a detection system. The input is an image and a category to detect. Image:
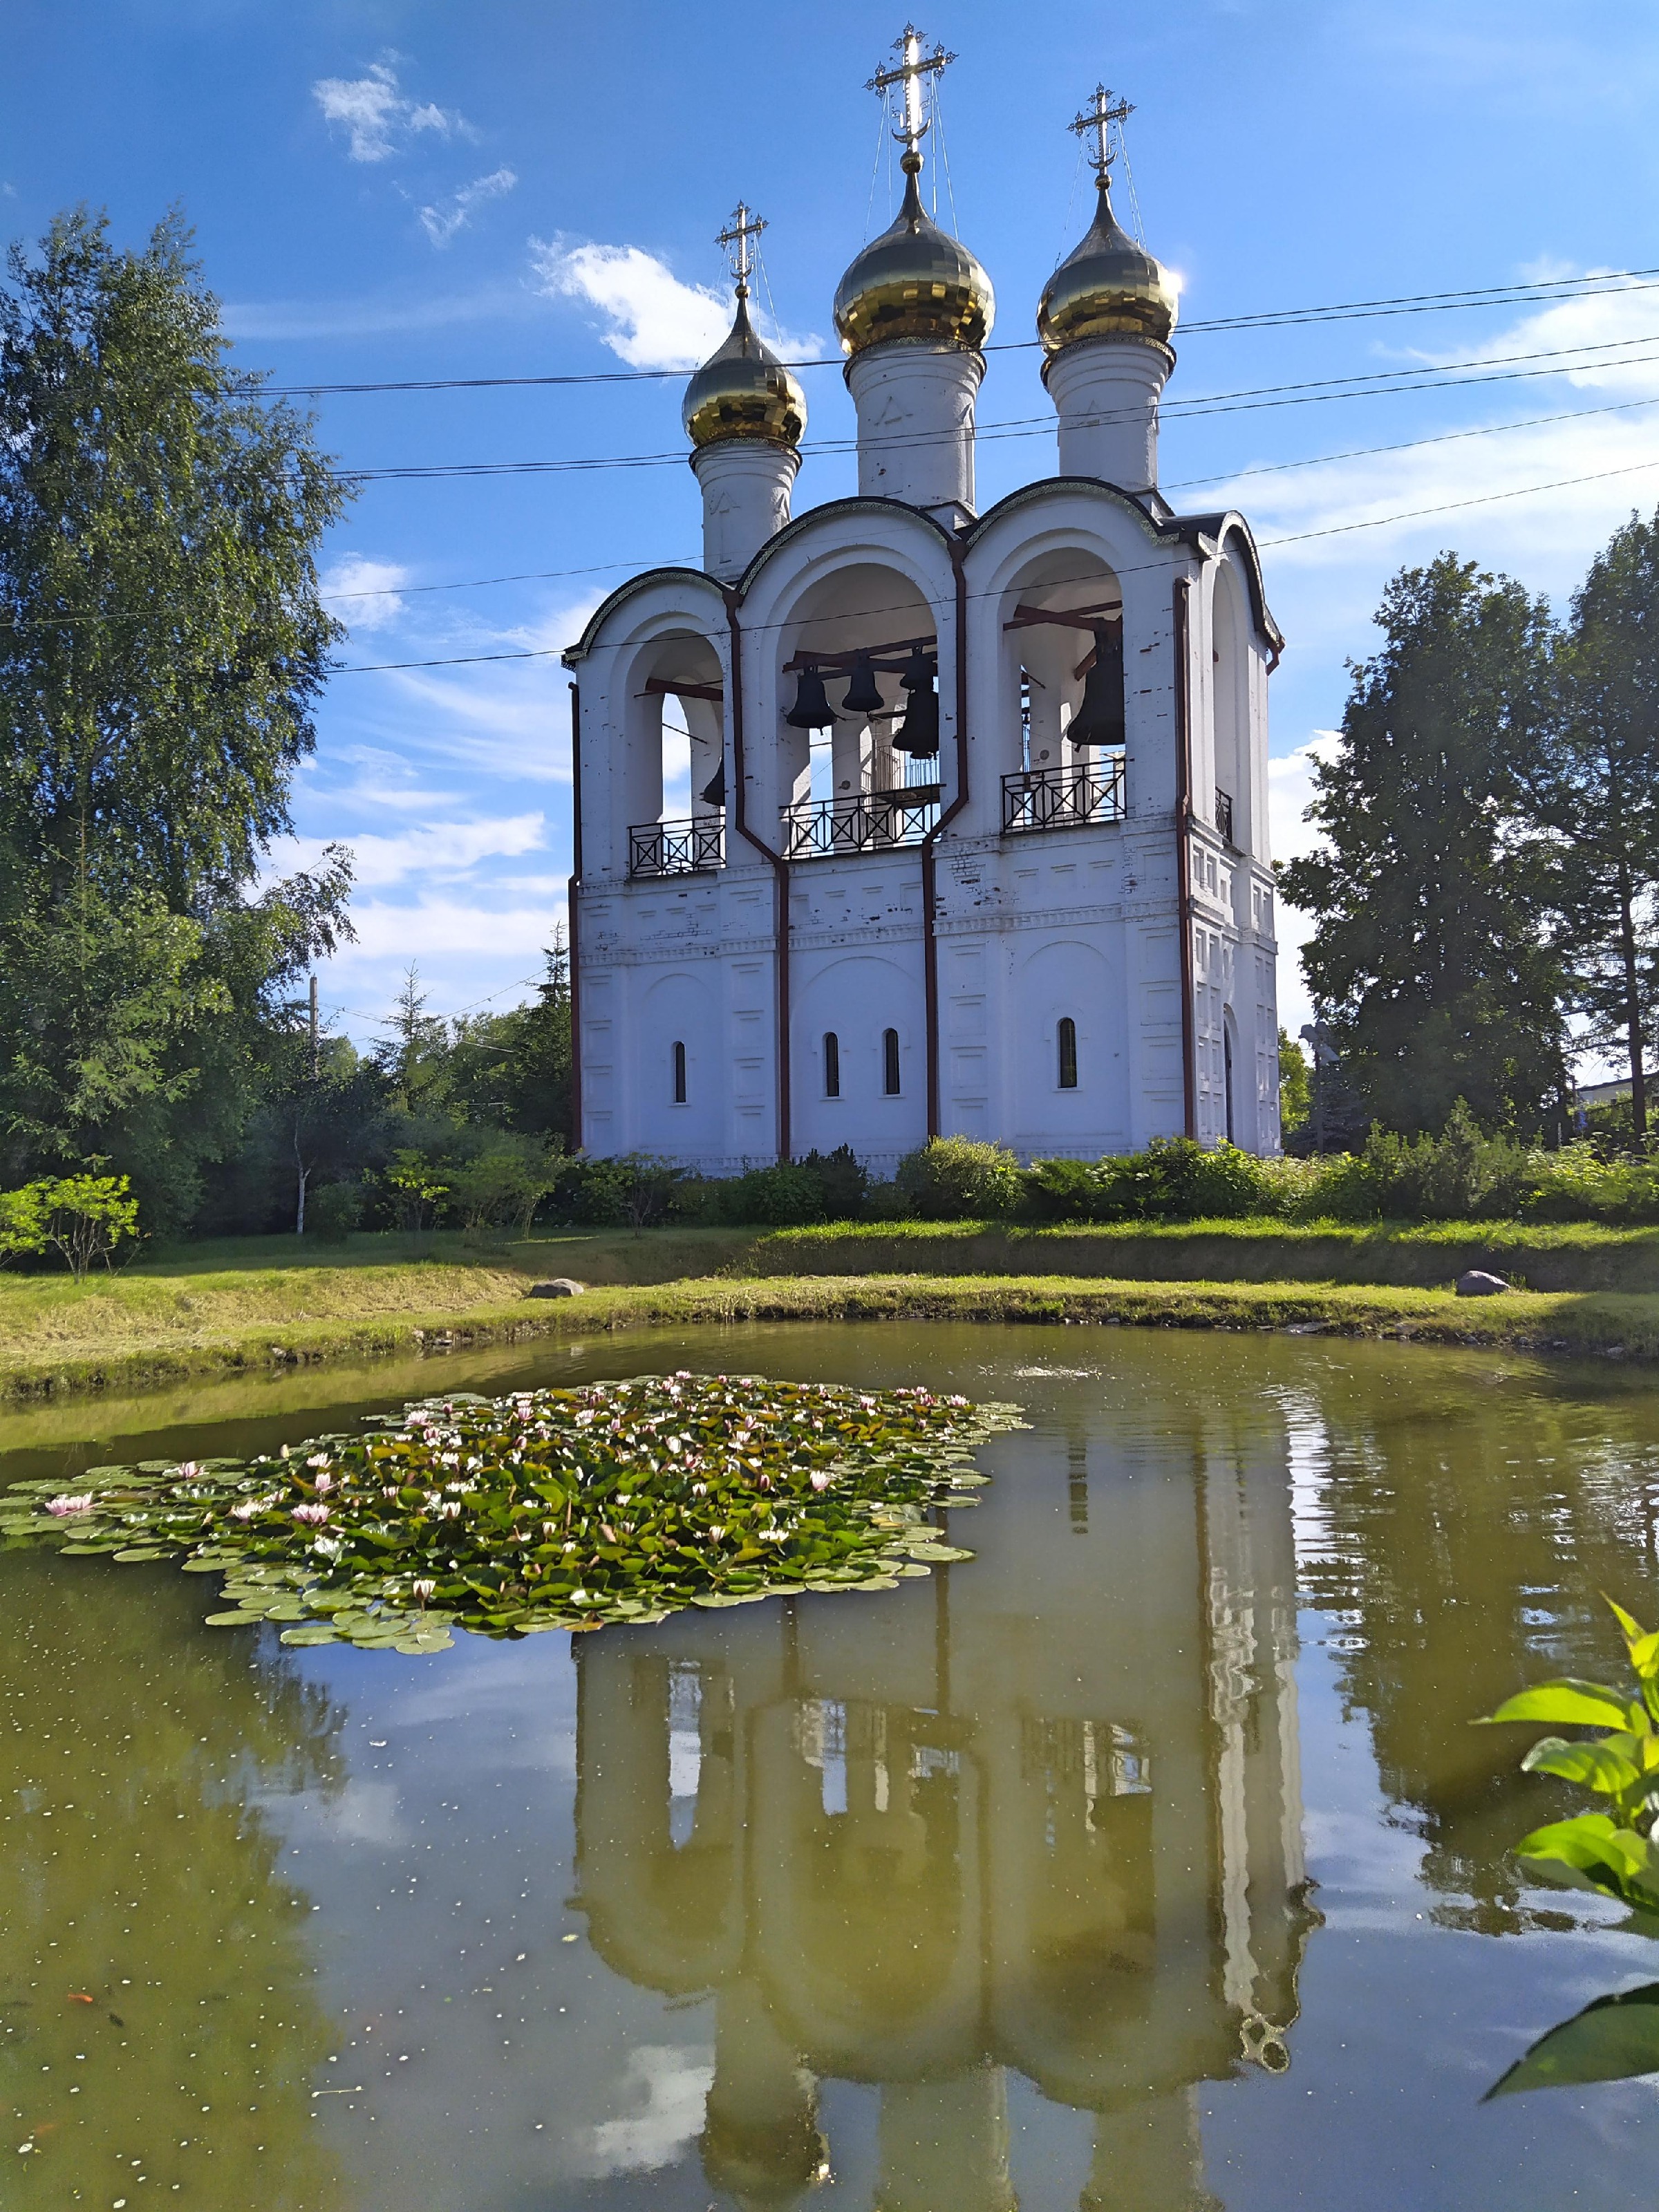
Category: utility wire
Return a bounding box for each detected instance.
[12,384,1659,637]
[257,266,1659,395]
[332,452,1659,673]
[320,331,1659,484]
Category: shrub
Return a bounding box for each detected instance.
[0,1174,140,1277]
[800,1144,870,1221]
[712,1163,828,1227]
[896,1137,1022,1220]
[445,1134,560,1237]
[1306,1102,1542,1221]
[1020,1157,1103,1222]
[306,1181,362,1242]
[863,1177,917,1221]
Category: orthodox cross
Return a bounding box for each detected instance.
[868,24,955,159]
[1069,84,1134,178]
[715,202,767,298]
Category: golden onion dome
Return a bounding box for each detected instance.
[682,290,807,451]
[1038,174,1178,358]
[833,158,994,359]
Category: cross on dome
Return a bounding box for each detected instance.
[715,201,767,298]
[1069,84,1134,177]
[868,24,955,165]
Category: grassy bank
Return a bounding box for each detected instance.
[2,1238,1658,1406]
[745,1218,1659,1293]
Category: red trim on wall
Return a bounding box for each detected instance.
[725,594,792,1162]
[567,681,583,1153]
[1172,577,1198,1141]
[921,544,973,1139]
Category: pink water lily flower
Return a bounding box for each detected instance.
[45,1494,94,1517]
[292,1502,330,1526]
[313,1472,333,1494]
[809,1472,834,1492]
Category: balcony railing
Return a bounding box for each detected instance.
[628,816,724,878]
[1215,787,1235,846]
[1002,758,1125,835]
[782,783,940,860]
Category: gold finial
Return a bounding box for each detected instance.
[1069,84,1134,180]
[715,201,767,301]
[868,24,955,173]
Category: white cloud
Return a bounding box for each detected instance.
[418,167,518,249]
[338,891,565,966]
[581,2045,714,2177]
[281,814,547,890]
[1267,733,1343,1040]
[320,554,411,634]
[221,283,533,343]
[312,60,467,163]
[529,235,730,369]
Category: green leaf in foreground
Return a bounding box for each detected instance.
[1485,1983,1659,2099]
[3,1371,1021,1653]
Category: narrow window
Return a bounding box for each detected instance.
[883,1028,901,1096]
[1224,1028,1235,1143]
[1058,1017,1078,1090]
[823,1031,841,1098]
[673,1040,687,1104]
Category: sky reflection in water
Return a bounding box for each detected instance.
[4,1322,1659,2209]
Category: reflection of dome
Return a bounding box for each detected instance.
[1038,176,1177,357]
[834,160,994,358]
[683,292,807,451]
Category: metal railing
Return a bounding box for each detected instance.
[628,816,725,878]
[782,783,940,859]
[1215,787,1235,846]
[1001,757,1125,834]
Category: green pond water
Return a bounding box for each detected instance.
[4,1321,1659,2210]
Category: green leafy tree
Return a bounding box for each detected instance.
[1534,507,1659,1136]
[0,1172,140,1276]
[446,936,574,1145]
[1280,555,1567,1133]
[1277,1027,1311,1139]
[0,207,352,1217]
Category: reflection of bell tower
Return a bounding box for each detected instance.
[570,1374,1313,2212]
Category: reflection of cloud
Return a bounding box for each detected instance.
[1267,733,1342,1039]
[419,167,518,249]
[529,235,730,369]
[312,60,467,162]
[582,2045,714,2177]
[320,554,410,635]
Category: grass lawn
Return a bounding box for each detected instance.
[0,1222,1656,1405]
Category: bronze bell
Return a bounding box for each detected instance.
[892,648,940,758]
[841,650,885,718]
[784,664,836,730]
[1065,623,1126,751]
[699,760,726,807]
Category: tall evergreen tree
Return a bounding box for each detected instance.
[1536,507,1659,1135]
[1280,554,1566,1133]
[0,207,353,1216]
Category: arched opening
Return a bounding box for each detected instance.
[1212,565,1248,852]
[776,562,941,859]
[672,1040,688,1105]
[1058,1017,1078,1091]
[883,1028,902,1096]
[999,548,1125,836]
[823,1032,841,1099]
[1223,1021,1235,1143]
[624,631,726,879]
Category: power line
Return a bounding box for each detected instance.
[332,452,1659,673]
[12,386,1659,639]
[256,265,1659,396]
[321,332,1659,485]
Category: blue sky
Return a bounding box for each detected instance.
[6,0,1659,1051]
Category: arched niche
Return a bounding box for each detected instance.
[770,560,940,839]
[641,971,723,1154]
[1012,938,1120,1151]
[614,627,726,879]
[996,546,1125,827]
[1211,561,1250,854]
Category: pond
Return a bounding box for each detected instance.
[4,1320,1659,2210]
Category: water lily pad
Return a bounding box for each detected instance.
[204,1610,265,1627]
[113,1546,167,1562]
[279,1624,341,1647]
